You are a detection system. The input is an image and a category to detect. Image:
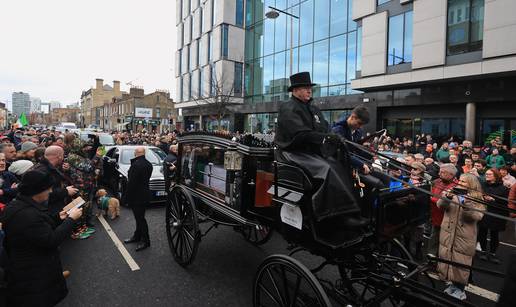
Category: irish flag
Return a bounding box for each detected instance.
[15,113,29,128]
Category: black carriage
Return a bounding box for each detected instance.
[166,132,471,307]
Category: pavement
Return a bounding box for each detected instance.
[57,205,516,307]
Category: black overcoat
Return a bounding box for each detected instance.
[1,195,75,307]
[31,159,69,215]
[274,96,360,221]
[479,181,509,231]
[126,155,153,205]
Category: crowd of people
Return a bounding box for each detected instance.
[360,132,516,300]
[0,126,180,306]
[0,120,514,304]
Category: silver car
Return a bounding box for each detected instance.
[102,145,167,204]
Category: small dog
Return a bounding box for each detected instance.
[95,189,120,220]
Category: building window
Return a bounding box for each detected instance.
[196,39,200,68]
[447,0,484,55]
[200,5,204,33]
[208,32,213,62]
[235,0,244,27]
[178,49,183,75]
[199,68,204,97]
[387,11,413,66]
[378,0,391,5]
[221,24,229,58]
[156,108,161,118]
[234,62,243,96]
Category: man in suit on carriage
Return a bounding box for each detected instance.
[274,71,368,228]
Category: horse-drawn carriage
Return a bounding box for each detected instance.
[165,132,473,306]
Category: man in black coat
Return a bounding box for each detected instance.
[32,146,78,215]
[274,72,367,227]
[1,170,83,306]
[124,147,153,251]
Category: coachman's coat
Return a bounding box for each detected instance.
[274,96,359,221]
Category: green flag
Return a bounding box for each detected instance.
[16,113,29,127]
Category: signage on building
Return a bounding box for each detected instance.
[135,107,153,118]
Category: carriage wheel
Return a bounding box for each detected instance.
[253,254,331,307]
[241,224,273,246]
[337,238,429,306]
[166,186,200,267]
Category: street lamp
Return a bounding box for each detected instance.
[265,6,299,76]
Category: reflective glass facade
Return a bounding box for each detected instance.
[447,0,484,55]
[244,0,361,104]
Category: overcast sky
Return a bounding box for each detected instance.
[0,0,176,109]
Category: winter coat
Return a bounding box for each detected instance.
[430,178,458,226]
[437,195,484,285]
[479,181,509,231]
[509,184,516,218]
[1,195,75,307]
[31,159,69,215]
[126,155,153,205]
[0,171,18,204]
[486,154,506,169]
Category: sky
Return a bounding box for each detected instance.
[0,0,177,110]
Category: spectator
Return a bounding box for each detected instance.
[449,154,462,178]
[16,141,38,162]
[163,144,178,193]
[0,153,18,205]
[478,168,510,264]
[437,173,485,301]
[424,157,440,180]
[0,143,17,169]
[436,142,450,163]
[32,146,78,215]
[428,163,458,256]
[34,147,46,163]
[500,166,516,188]
[424,143,436,160]
[0,170,83,306]
[471,159,487,184]
[8,159,34,181]
[487,148,506,169]
[462,157,474,174]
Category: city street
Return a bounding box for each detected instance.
[58,204,515,307]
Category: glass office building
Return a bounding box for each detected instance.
[244,0,362,102]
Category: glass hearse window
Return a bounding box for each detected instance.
[180,143,227,197]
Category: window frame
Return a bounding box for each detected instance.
[387,10,413,66]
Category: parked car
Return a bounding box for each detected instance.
[78,131,115,146]
[56,122,78,133]
[102,145,167,204]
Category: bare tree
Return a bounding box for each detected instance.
[190,69,239,131]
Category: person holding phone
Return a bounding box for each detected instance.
[437,173,485,300]
[1,170,83,306]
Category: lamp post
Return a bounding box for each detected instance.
[265,6,299,76]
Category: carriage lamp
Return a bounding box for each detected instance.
[224,151,243,171]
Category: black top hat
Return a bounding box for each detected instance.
[288,72,317,92]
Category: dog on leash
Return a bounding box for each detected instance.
[95,189,120,220]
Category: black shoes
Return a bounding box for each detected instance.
[124,237,139,244]
[136,242,150,252]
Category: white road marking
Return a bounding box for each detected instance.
[427,273,499,302]
[97,215,140,271]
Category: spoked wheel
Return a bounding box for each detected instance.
[337,239,434,306]
[253,254,332,307]
[241,224,273,246]
[166,186,200,267]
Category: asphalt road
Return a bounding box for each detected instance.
[57,204,515,307]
